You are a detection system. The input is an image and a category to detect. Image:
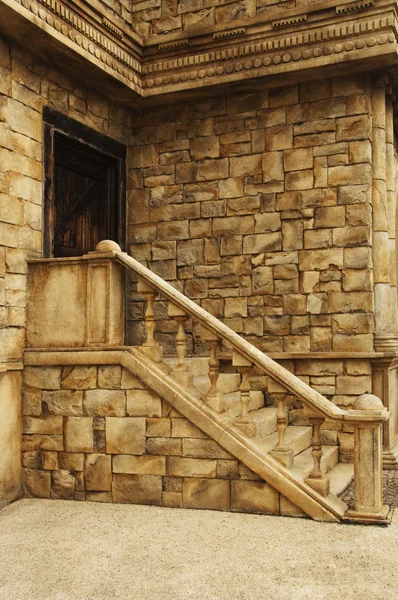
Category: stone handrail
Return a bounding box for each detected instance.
[110,247,386,425]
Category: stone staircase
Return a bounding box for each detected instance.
[166,355,354,503]
[25,240,391,524]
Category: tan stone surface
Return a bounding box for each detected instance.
[84,390,126,417]
[106,417,146,455]
[183,478,230,511]
[64,417,93,453]
[112,474,162,505]
[126,390,162,417]
[231,480,279,514]
[85,454,112,491]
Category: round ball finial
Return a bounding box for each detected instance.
[95,240,122,252]
[354,393,384,411]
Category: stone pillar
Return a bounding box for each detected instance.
[372,78,398,352]
[386,93,398,338]
[344,394,390,524]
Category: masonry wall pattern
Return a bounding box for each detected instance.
[127,74,376,358]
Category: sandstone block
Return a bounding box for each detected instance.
[336,115,371,141]
[190,136,219,160]
[23,416,62,435]
[24,367,61,390]
[167,457,217,478]
[106,417,145,454]
[285,170,314,191]
[85,454,112,491]
[182,439,233,460]
[126,390,162,417]
[58,452,84,471]
[22,434,63,452]
[314,206,345,228]
[284,148,313,171]
[328,164,371,186]
[254,213,281,234]
[262,151,283,183]
[299,248,343,271]
[349,140,371,164]
[197,159,228,181]
[146,437,182,456]
[61,366,97,390]
[84,390,126,417]
[213,216,254,237]
[121,370,146,390]
[162,491,182,508]
[51,470,75,500]
[113,455,166,475]
[265,125,293,150]
[183,478,230,510]
[231,480,279,514]
[217,460,239,479]
[176,239,204,265]
[284,336,310,352]
[336,375,371,395]
[333,334,373,352]
[328,291,373,313]
[146,418,171,437]
[112,474,162,505]
[218,177,244,199]
[264,316,290,336]
[282,221,303,251]
[225,297,247,318]
[152,241,176,261]
[23,468,51,498]
[157,221,189,240]
[333,226,370,247]
[342,269,371,292]
[243,232,281,254]
[64,417,93,453]
[283,294,306,314]
[98,366,121,389]
[42,390,83,416]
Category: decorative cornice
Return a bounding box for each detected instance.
[1,0,398,98]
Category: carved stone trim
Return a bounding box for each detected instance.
[272,15,307,29]
[102,16,123,40]
[144,32,397,89]
[213,27,246,40]
[336,0,374,14]
[158,39,189,51]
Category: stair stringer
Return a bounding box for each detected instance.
[123,348,348,523]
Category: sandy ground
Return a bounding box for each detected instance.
[0,499,397,600]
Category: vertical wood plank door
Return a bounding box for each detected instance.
[43,107,126,258]
[53,134,117,257]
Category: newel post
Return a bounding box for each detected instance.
[344,394,390,525]
[83,240,125,346]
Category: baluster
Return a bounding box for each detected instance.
[270,395,294,468]
[232,350,259,438]
[200,325,223,411]
[137,277,163,362]
[239,365,251,418]
[168,303,193,385]
[304,416,330,497]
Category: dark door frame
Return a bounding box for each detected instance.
[42,106,127,258]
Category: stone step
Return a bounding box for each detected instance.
[329,463,354,497]
[292,445,339,478]
[164,356,210,377]
[206,389,264,417]
[253,426,313,457]
[233,406,277,438]
[194,373,241,395]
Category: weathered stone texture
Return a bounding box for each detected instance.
[21,363,308,516]
[128,75,374,354]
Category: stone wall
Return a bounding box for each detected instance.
[127,74,375,356]
[22,363,304,516]
[131,0,297,37]
[0,35,130,505]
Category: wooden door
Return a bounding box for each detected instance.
[43,107,126,258]
[53,134,117,257]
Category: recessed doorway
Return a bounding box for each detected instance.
[43,107,126,258]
